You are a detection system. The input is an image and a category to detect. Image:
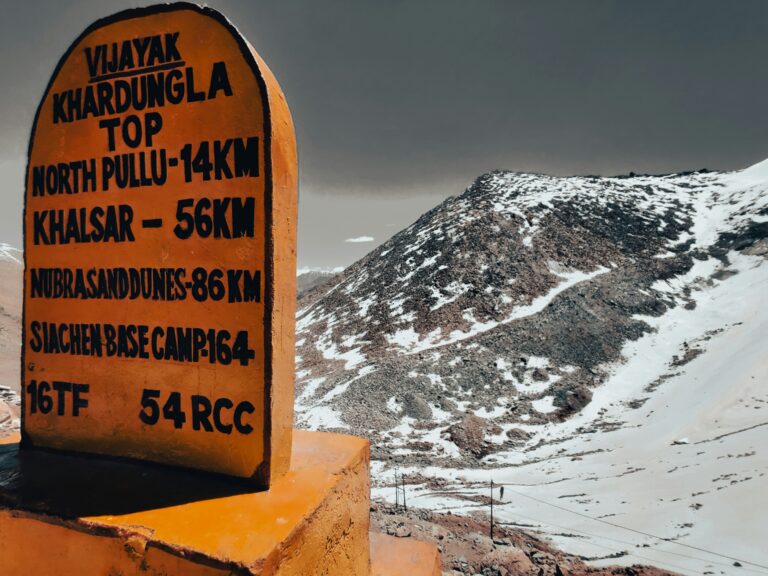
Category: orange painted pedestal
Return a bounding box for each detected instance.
[0,430,440,575]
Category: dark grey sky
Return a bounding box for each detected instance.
[1,0,767,267]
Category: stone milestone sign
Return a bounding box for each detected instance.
[22,3,297,484]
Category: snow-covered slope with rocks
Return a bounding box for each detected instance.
[296,161,768,573]
[296,161,767,458]
[384,248,767,574]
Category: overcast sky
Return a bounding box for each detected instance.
[2,0,767,268]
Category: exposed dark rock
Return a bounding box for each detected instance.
[531,368,549,382]
[447,415,502,458]
[401,392,433,420]
[553,384,593,415]
[505,428,531,444]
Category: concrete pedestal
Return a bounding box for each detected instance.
[0,430,440,575]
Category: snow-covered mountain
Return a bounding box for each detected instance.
[296,161,768,573]
[296,161,767,452]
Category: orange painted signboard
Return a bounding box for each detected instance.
[22,3,297,484]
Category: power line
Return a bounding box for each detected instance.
[386,490,751,575]
[382,475,768,571]
[498,509,768,575]
[424,492,767,574]
[497,484,768,571]
[545,529,704,576]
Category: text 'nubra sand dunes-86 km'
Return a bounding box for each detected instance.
[0,2,766,575]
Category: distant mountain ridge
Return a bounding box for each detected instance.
[296,268,340,299]
[295,160,768,464]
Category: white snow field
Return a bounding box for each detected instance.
[373,251,768,575]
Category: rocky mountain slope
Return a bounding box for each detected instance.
[295,160,768,573]
[295,161,767,461]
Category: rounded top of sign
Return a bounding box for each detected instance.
[29,2,264,147]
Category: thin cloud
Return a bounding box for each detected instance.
[344,236,375,243]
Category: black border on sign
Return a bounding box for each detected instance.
[20,2,276,486]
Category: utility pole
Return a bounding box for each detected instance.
[402,474,407,511]
[490,479,494,540]
[395,470,399,509]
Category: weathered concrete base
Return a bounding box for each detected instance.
[0,430,439,575]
